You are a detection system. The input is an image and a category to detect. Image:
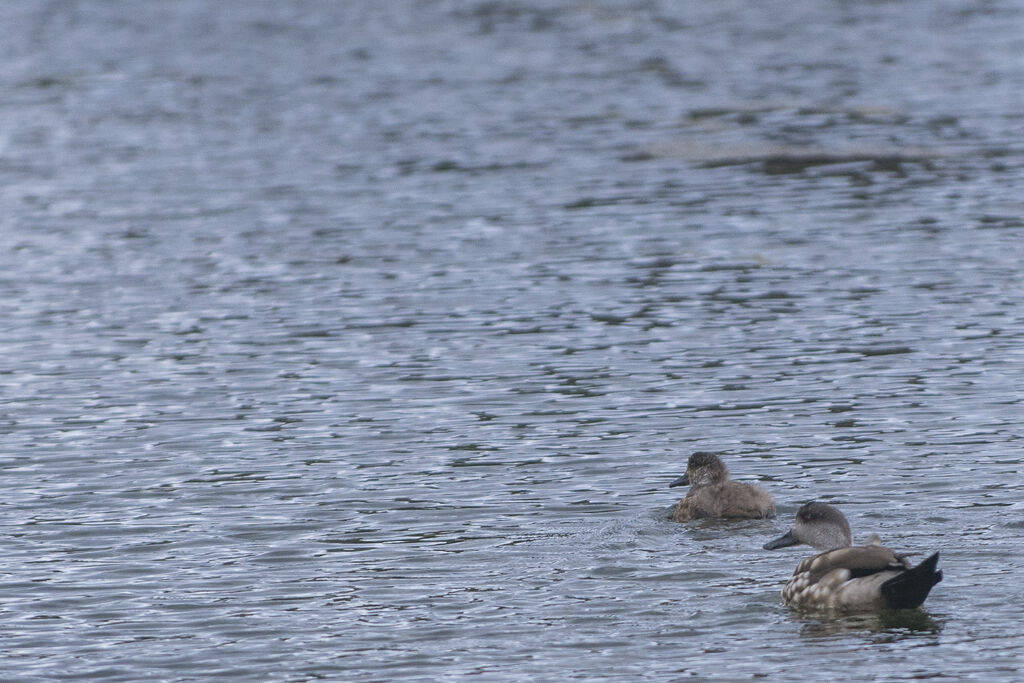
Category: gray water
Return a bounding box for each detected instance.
[1,1,1023,680]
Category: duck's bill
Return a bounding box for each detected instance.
[669,474,690,488]
[763,530,799,550]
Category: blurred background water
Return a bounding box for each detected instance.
[1,1,1023,680]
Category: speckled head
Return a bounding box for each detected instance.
[763,501,853,551]
[670,451,730,489]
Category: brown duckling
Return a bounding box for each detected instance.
[670,452,775,522]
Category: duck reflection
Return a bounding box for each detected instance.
[798,609,943,639]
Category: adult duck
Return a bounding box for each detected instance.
[764,502,942,611]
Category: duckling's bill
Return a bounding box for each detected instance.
[669,474,690,488]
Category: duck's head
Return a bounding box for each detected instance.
[670,451,729,489]
[763,501,852,551]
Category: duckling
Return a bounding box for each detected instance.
[764,502,942,611]
[669,452,775,522]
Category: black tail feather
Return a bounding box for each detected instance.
[881,552,942,609]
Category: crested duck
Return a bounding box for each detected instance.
[764,502,942,611]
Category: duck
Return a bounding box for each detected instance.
[669,452,776,522]
[763,501,942,611]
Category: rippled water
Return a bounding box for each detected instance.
[2,1,1023,680]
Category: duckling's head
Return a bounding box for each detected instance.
[763,501,852,551]
[670,451,729,489]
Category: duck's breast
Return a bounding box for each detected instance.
[672,486,718,521]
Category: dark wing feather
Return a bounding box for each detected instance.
[797,545,908,583]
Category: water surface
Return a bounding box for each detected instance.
[1,1,1022,680]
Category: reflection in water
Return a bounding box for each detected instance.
[798,610,944,640]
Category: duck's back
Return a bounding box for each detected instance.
[783,562,901,611]
[782,545,940,612]
[716,480,775,519]
[672,481,775,521]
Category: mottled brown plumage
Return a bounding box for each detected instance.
[669,452,775,522]
[764,502,942,612]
